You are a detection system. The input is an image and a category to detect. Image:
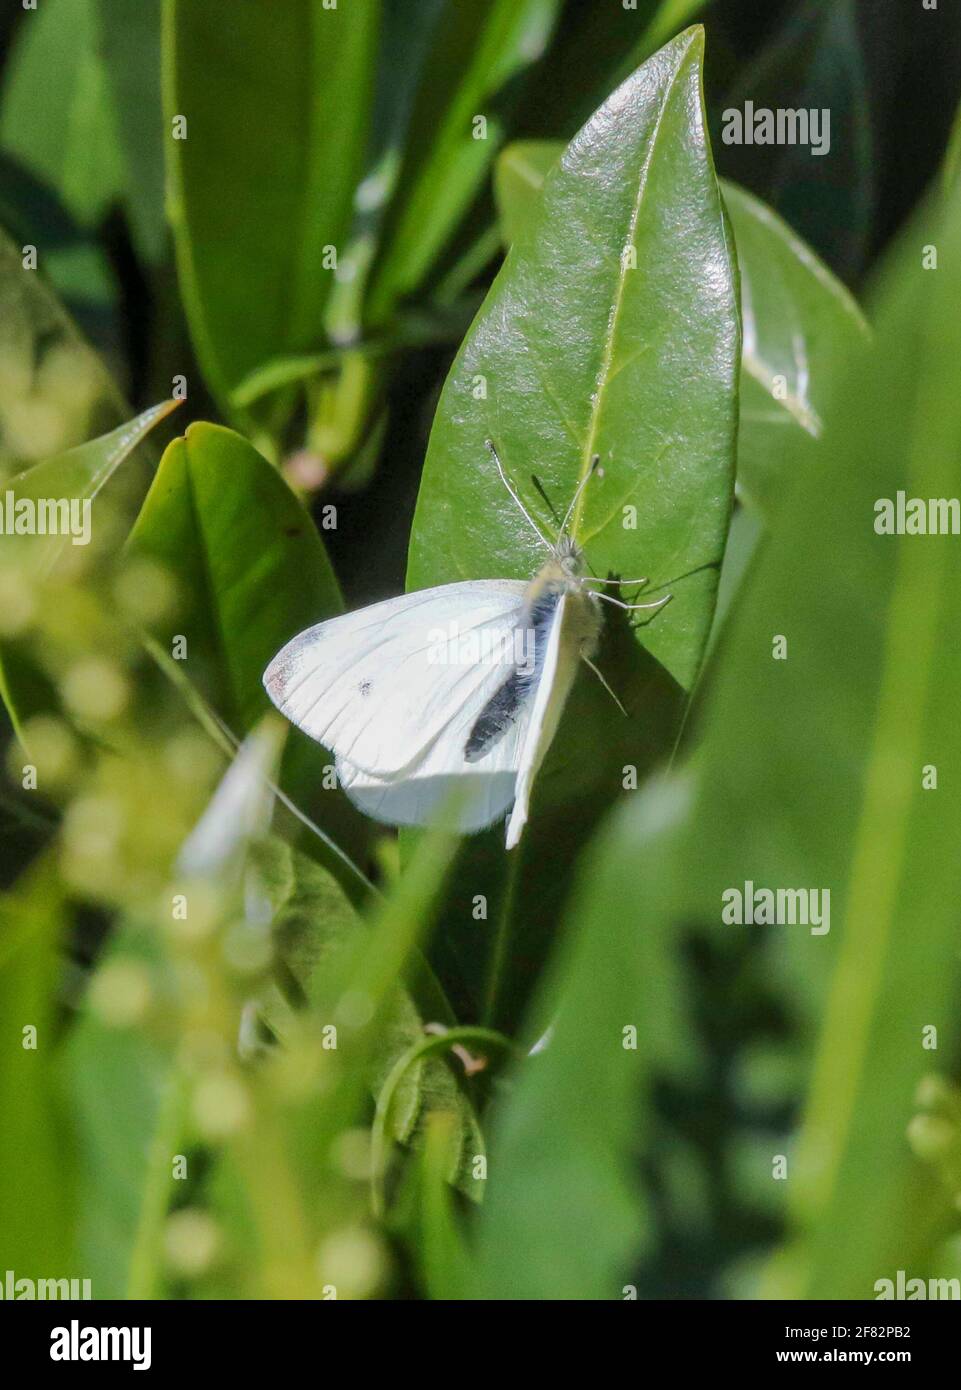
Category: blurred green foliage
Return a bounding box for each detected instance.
[1,0,961,1303]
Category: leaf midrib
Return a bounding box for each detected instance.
[571,35,697,540]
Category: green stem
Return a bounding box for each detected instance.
[307,351,379,468]
[140,633,378,902]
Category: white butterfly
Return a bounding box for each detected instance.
[263,444,669,850]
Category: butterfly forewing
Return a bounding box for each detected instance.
[263,580,528,779]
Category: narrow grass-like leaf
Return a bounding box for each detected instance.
[475,783,691,1298]
[0,0,124,231]
[548,176,961,1299]
[365,0,561,324]
[67,928,183,1300]
[0,861,74,1277]
[511,0,705,143]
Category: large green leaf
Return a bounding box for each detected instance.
[125,422,372,883]
[411,27,737,686]
[493,144,869,522]
[127,422,339,733]
[755,182,961,1300]
[407,28,738,1033]
[163,0,379,417]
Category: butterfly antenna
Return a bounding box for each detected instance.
[593,591,672,613]
[581,655,628,717]
[560,453,600,537]
[582,575,650,588]
[485,439,552,549]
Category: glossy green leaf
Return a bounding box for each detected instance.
[409,28,737,1033]
[493,144,869,521]
[163,0,378,415]
[723,181,869,516]
[125,422,374,884]
[365,0,561,324]
[412,27,737,686]
[127,421,340,733]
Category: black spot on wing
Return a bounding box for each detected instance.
[464,668,529,762]
[463,587,560,763]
